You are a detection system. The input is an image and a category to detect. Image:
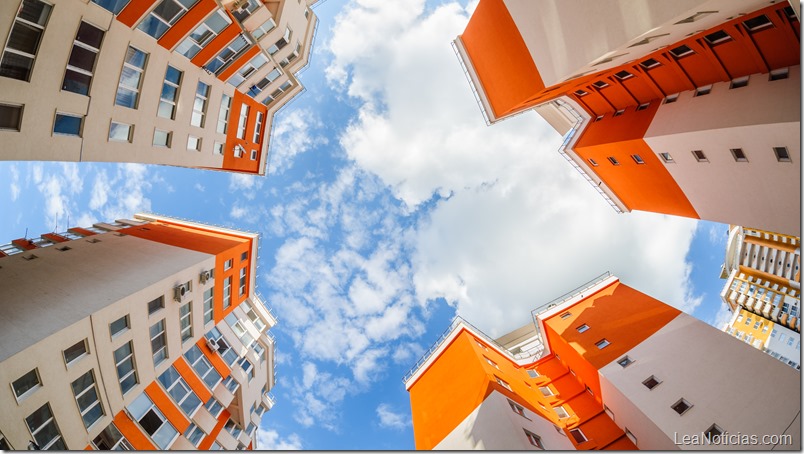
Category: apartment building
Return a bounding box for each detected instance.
[0,214,277,450]
[405,273,800,450]
[0,0,319,174]
[720,225,800,368]
[454,0,800,235]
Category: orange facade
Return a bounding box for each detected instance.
[222,90,269,174]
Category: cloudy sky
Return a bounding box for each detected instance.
[0,0,734,449]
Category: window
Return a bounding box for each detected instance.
[205,397,224,418]
[114,341,138,394]
[587,158,598,167]
[150,319,168,365]
[180,302,193,342]
[574,89,588,97]
[153,129,172,147]
[13,368,41,400]
[524,430,543,448]
[508,399,525,417]
[214,141,224,155]
[62,22,104,95]
[617,356,633,367]
[730,148,748,162]
[704,424,723,441]
[158,366,202,416]
[607,157,619,166]
[595,339,610,349]
[642,375,660,390]
[569,428,587,444]
[236,104,249,139]
[694,85,712,97]
[631,154,644,164]
[773,147,791,162]
[0,0,52,81]
[53,113,83,136]
[495,376,511,391]
[484,357,499,369]
[184,345,222,389]
[576,324,589,333]
[251,18,277,41]
[527,369,539,378]
[206,34,248,74]
[224,258,233,270]
[187,135,201,151]
[137,0,200,39]
[664,94,679,104]
[262,80,293,105]
[267,27,292,55]
[203,288,214,324]
[91,0,131,14]
[217,93,232,134]
[625,428,637,445]
[158,66,182,119]
[242,302,266,331]
[554,406,570,419]
[26,403,66,450]
[743,14,773,32]
[594,115,604,122]
[239,267,247,295]
[586,386,594,396]
[704,30,731,45]
[231,55,269,87]
[110,315,130,338]
[560,312,571,319]
[614,70,633,80]
[176,10,230,59]
[0,103,23,131]
[93,423,133,450]
[115,46,148,108]
[64,339,88,365]
[148,296,164,314]
[670,44,694,58]
[190,81,209,127]
[671,398,693,415]
[184,423,205,447]
[253,111,264,143]
[639,58,661,69]
[539,386,553,397]
[636,102,650,111]
[224,277,232,309]
[613,109,624,117]
[769,68,789,81]
[128,393,178,449]
[591,80,608,89]
[71,369,104,428]
[109,121,133,142]
[241,251,248,261]
[730,76,749,89]
[224,419,243,438]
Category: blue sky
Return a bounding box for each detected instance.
[0,0,735,449]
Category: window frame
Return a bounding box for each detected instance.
[114,341,138,395]
[25,403,66,450]
[63,339,89,365]
[0,0,53,82]
[71,369,104,429]
[115,46,148,109]
[150,319,168,366]
[12,368,42,401]
[62,21,105,96]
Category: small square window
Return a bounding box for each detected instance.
[508,399,525,417]
[625,428,637,445]
[640,58,661,69]
[694,85,712,97]
[659,152,674,163]
[12,369,41,399]
[87,238,101,244]
[730,148,748,162]
[569,428,587,444]
[527,369,539,378]
[495,376,512,391]
[224,259,233,270]
[769,68,789,81]
[64,339,88,365]
[560,312,571,319]
[730,76,749,89]
[614,70,633,80]
[524,430,543,448]
[539,386,553,397]
[54,113,83,136]
[588,158,598,167]
[773,147,791,162]
[607,157,620,166]
[704,424,723,439]
[704,30,731,45]
[56,246,71,251]
[574,89,588,97]
[109,121,133,142]
[554,405,570,419]
[631,154,644,164]
[743,15,773,32]
[250,150,257,160]
[613,109,625,117]
[595,339,610,349]
[476,340,488,350]
[692,150,708,162]
[110,315,130,337]
[576,324,590,333]
[153,129,171,147]
[592,80,609,89]
[147,296,164,315]
[484,357,499,369]
[0,103,23,131]
[671,398,693,415]
[617,356,633,367]
[594,115,604,122]
[670,44,694,58]
[636,102,650,111]
[664,94,679,104]
[214,142,224,155]
[187,135,201,151]
[643,375,661,390]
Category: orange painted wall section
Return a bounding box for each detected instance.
[222,90,267,174]
[119,221,248,255]
[174,356,214,402]
[112,410,156,450]
[198,337,231,377]
[460,0,545,118]
[198,409,230,450]
[218,45,260,82]
[191,21,240,67]
[157,0,217,51]
[41,233,68,243]
[573,104,699,218]
[145,381,192,434]
[68,227,97,236]
[116,0,158,28]
[11,238,36,250]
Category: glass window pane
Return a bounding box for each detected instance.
[114,88,137,108]
[8,22,43,54]
[119,66,142,89]
[64,340,87,364]
[54,114,82,136]
[0,52,34,81]
[0,104,22,130]
[124,47,147,68]
[62,69,91,95]
[13,369,40,397]
[68,46,97,72]
[18,0,52,26]
[152,421,178,449]
[76,22,104,48]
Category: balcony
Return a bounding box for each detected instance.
[262,391,276,410]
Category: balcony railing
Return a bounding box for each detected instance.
[531,271,613,322]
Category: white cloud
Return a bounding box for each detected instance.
[9,164,20,201]
[709,302,734,330]
[256,428,303,450]
[193,182,205,192]
[87,164,153,223]
[229,173,264,200]
[268,108,328,174]
[29,163,84,231]
[376,403,411,430]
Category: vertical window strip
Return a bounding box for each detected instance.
[62,22,104,95]
[115,46,148,109]
[0,0,53,82]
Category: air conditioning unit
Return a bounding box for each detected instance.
[200,270,212,284]
[173,284,189,302]
[206,337,218,352]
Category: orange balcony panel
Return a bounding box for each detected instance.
[11,238,36,250]
[158,0,217,51]
[218,45,259,82]
[41,233,69,243]
[112,410,157,450]
[116,0,157,28]
[191,21,240,67]
[145,381,191,434]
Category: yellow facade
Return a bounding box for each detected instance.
[725,308,774,351]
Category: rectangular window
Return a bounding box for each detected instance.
[127,393,178,449]
[569,428,587,444]
[91,0,131,14]
[26,404,66,450]
[236,104,249,139]
[526,369,539,378]
[607,157,619,166]
[664,94,679,104]
[223,277,232,308]
[743,14,773,32]
[190,81,209,127]
[694,85,712,97]
[0,0,52,82]
[62,21,104,96]
[591,80,609,89]
[239,357,254,381]
[671,398,693,415]
[115,46,148,109]
[148,296,164,314]
[92,423,133,450]
[153,129,172,147]
[53,113,83,136]
[267,27,291,55]
[184,423,205,447]
[642,375,660,390]
[150,319,168,365]
[587,158,598,167]
[554,405,570,419]
[180,302,193,342]
[595,339,610,349]
[773,147,791,162]
[176,10,230,59]
[617,356,633,367]
[253,111,263,143]
[0,103,23,131]
[206,34,248,74]
[158,366,202,416]
[109,121,133,142]
[704,30,731,45]
[560,312,571,319]
[184,345,222,389]
[495,376,511,391]
[484,356,499,369]
[114,341,138,394]
[670,44,694,58]
[636,102,650,111]
[13,368,41,400]
[692,150,708,162]
[730,76,749,89]
[613,109,624,117]
[110,315,130,337]
[251,18,276,41]
[508,400,525,417]
[524,429,543,448]
[205,397,224,418]
[769,68,789,81]
[239,267,247,295]
[64,339,88,365]
[187,135,201,151]
[203,288,214,324]
[242,302,266,331]
[539,386,553,397]
[217,93,232,134]
[639,58,660,69]
[229,54,269,87]
[158,66,182,119]
[625,428,637,445]
[137,0,200,39]
[576,324,589,333]
[250,149,257,160]
[631,154,644,164]
[730,148,748,162]
[71,369,104,428]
